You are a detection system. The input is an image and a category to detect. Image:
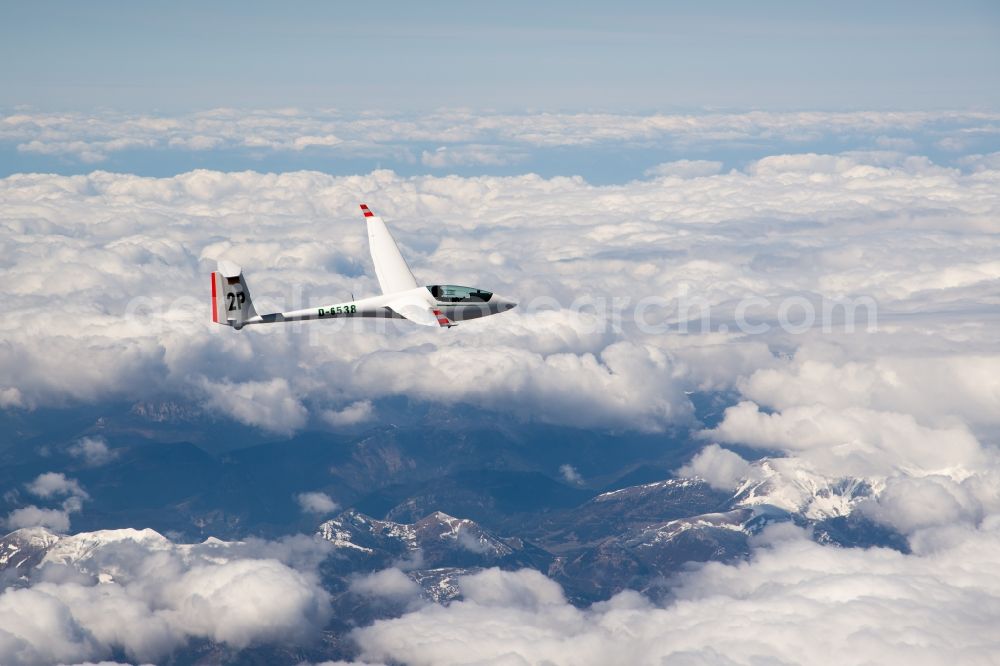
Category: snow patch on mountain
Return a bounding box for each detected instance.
[732,458,883,520]
[0,527,62,573]
[41,527,173,567]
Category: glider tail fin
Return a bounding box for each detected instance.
[211,260,258,329]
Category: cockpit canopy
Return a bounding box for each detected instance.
[428,285,493,303]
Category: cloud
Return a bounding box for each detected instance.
[859,473,995,535]
[296,492,339,515]
[874,135,918,151]
[420,144,527,168]
[643,159,723,178]
[321,400,374,427]
[459,567,566,608]
[349,568,422,603]
[5,473,89,533]
[201,378,308,435]
[0,149,998,440]
[291,134,343,150]
[5,506,73,532]
[351,341,692,432]
[351,521,1000,665]
[4,109,997,164]
[959,151,1000,172]
[68,437,118,466]
[2,114,1000,663]
[0,387,24,408]
[676,444,754,491]
[26,473,88,500]
[559,464,583,485]
[704,401,984,479]
[0,530,332,665]
[738,349,1000,431]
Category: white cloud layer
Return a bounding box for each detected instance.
[3,109,998,163]
[0,150,998,446]
[0,529,332,665]
[1,141,999,585]
[1,113,1000,662]
[351,521,1000,665]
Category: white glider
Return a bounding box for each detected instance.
[211,204,516,330]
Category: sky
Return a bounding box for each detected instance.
[2,1,999,112]
[2,2,1000,665]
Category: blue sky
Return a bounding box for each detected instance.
[3,1,999,112]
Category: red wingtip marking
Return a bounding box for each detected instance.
[360,203,374,218]
[432,309,451,326]
[210,272,218,323]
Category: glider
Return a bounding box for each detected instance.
[211,204,516,330]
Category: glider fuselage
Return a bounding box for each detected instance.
[212,204,516,330]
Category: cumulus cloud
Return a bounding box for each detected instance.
[0,530,332,665]
[0,148,998,443]
[737,347,1000,432]
[349,568,422,603]
[26,473,88,500]
[352,522,1000,665]
[296,491,339,515]
[859,473,997,535]
[5,505,73,532]
[352,341,691,432]
[68,437,118,466]
[0,386,24,408]
[676,444,754,491]
[960,151,1000,172]
[5,473,90,533]
[201,378,308,435]
[321,400,375,427]
[705,401,985,477]
[559,464,583,485]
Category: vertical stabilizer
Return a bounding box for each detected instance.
[211,260,258,329]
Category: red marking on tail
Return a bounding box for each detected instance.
[211,272,219,323]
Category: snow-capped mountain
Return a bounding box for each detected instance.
[0,526,238,586]
[0,526,61,577]
[407,567,473,603]
[731,458,884,520]
[1,453,905,614]
[318,509,553,571]
[40,527,173,566]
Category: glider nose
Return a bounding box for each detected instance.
[494,295,517,311]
